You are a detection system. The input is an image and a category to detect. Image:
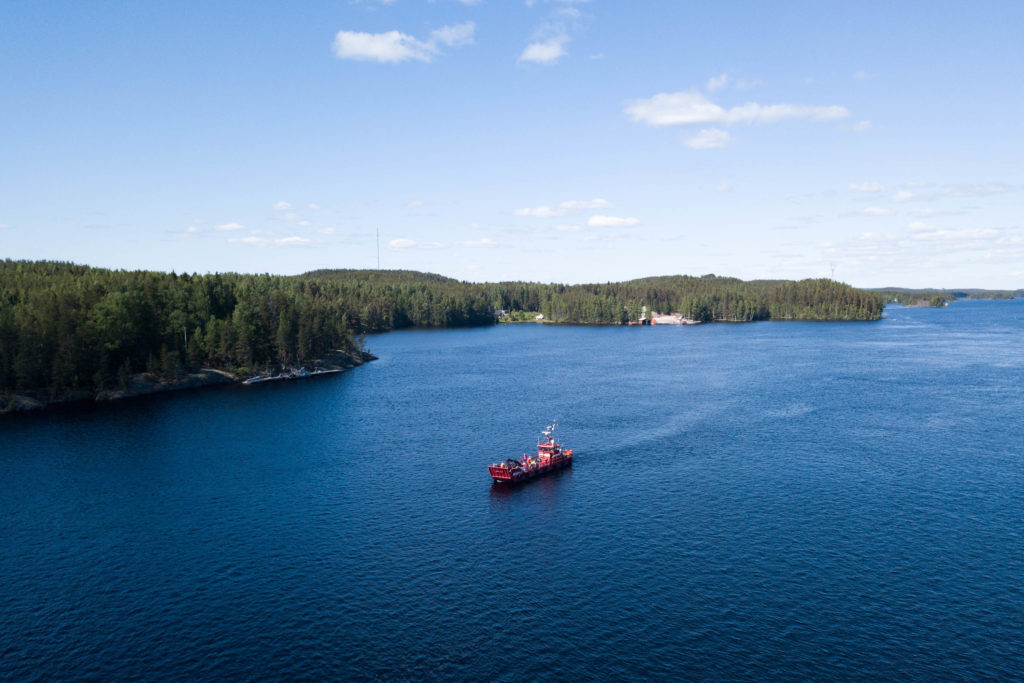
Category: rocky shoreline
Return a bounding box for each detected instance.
[1,349,376,415]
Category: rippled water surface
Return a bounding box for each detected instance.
[2,300,1023,680]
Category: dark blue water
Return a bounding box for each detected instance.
[2,300,1022,680]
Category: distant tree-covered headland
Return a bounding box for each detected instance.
[1,261,885,409]
[870,287,1022,306]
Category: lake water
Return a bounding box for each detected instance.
[2,300,1022,680]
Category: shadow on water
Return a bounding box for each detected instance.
[488,466,573,502]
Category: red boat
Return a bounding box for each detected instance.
[488,423,573,484]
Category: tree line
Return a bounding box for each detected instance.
[870,287,1021,306]
[1,261,884,399]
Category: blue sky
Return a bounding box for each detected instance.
[2,0,1022,288]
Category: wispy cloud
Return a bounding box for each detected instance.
[707,74,728,92]
[230,236,268,246]
[560,198,611,210]
[332,21,475,63]
[849,182,887,193]
[519,5,583,65]
[431,22,476,47]
[229,235,312,247]
[684,128,730,149]
[908,208,968,218]
[389,238,445,249]
[519,37,568,63]
[515,198,612,217]
[588,215,638,227]
[215,222,246,231]
[853,181,1020,205]
[823,223,1024,273]
[626,90,848,126]
[936,183,1018,198]
[456,238,497,247]
[272,201,292,210]
[276,236,311,246]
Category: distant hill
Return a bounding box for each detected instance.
[871,287,1022,306]
[302,269,459,285]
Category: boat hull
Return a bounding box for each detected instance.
[489,454,572,484]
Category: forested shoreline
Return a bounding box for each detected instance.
[870,287,1023,307]
[2,260,887,410]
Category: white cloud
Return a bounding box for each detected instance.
[911,228,1001,242]
[515,205,564,218]
[849,182,887,192]
[906,221,933,232]
[185,225,200,233]
[560,198,611,210]
[519,36,568,64]
[298,220,312,226]
[938,183,1017,198]
[849,120,871,132]
[625,90,849,126]
[908,208,967,217]
[318,227,336,235]
[588,215,639,227]
[515,198,612,217]
[857,231,896,241]
[389,238,445,249]
[228,232,312,247]
[892,190,915,202]
[519,1,584,65]
[430,21,475,47]
[0,223,8,229]
[862,207,892,216]
[230,236,269,246]
[332,30,433,63]
[555,224,583,231]
[308,203,320,210]
[456,238,496,247]
[276,236,311,246]
[707,74,728,92]
[273,201,292,210]
[215,222,246,231]
[853,70,872,81]
[717,181,732,192]
[332,22,475,64]
[684,128,730,149]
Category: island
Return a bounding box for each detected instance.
[0,260,896,413]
